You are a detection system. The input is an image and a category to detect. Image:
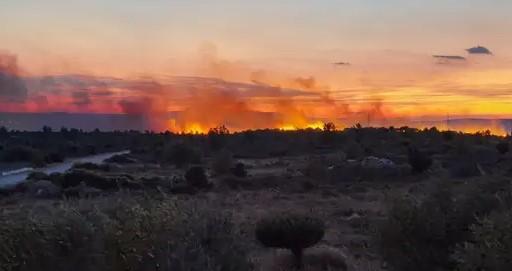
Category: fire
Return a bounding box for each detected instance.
[183,123,208,134]
[168,119,208,134]
[278,121,325,131]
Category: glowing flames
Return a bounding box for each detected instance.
[168,120,208,134]
[278,121,325,131]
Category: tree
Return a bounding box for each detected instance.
[42,126,52,133]
[208,125,230,151]
[323,122,336,132]
[256,213,325,268]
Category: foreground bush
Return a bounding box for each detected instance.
[256,213,325,268]
[455,210,512,271]
[377,181,511,271]
[0,197,252,271]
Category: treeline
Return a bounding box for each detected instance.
[0,125,509,168]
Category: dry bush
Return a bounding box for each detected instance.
[0,196,252,271]
[259,246,347,271]
[455,210,512,271]
[255,213,325,267]
[377,180,512,271]
[185,166,209,188]
[211,149,234,176]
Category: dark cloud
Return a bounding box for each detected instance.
[0,53,28,103]
[92,90,114,96]
[118,97,154,115]
[333,62,350,66]
[466,46,492,55]
[433,55,466,61]
[71,91,91,106]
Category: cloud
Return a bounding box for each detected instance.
[71,91,91,106]
[333,62,350,66]
[466,46,492,55]
[118,97,157,115]
[0,53,28,103]
[433,55,466,61]
[294,76,317,89]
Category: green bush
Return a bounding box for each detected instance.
[255,213,325,267]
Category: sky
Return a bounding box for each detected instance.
[1,0,512,132]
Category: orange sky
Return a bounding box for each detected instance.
[1,1,512,133]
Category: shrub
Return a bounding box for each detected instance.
[407,147,432,173]
[263,246,348,271]
[163,143,201,168]
[61,169,116,190]
[27,171,49,180]
[30,151,47,167]
[344,141,364,159]
[231,162,248,178]
[0,198,252,271]
[496,141,510,155]
[185,166,209,188]
[1,146,36,162]
[302,158,328,180]
[208,125,230,151]
[377,181,510,271]
[45,152,65,163]
[255,213,325,267]
[455,210,512,271]
[449,160,481,178]
[211,149,233,176]
[377,187,457,271]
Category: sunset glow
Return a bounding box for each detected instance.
[1,1,511,134]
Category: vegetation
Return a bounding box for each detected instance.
[255,213,325,267]
[407,146,432,173]
[185,166,209,188]
[2,126,512,270]
[377,179,512,271]
[0,196,252,271]
[496,141,510,154]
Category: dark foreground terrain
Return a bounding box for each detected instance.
[1,126,512,271]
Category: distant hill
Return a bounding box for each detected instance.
[0,112,154,131]
[0,112,511,134]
